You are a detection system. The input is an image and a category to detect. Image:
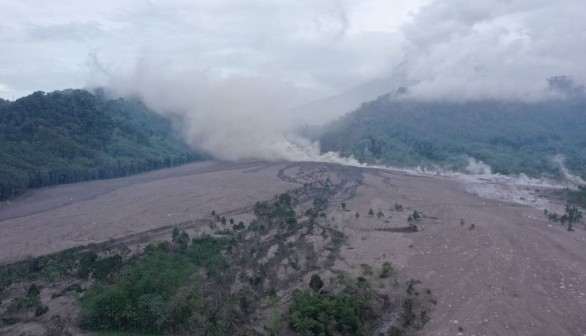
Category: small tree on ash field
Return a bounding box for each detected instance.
[561,205,583,231]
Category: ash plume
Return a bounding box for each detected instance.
[101,63,359,164]
[80,0,586,170]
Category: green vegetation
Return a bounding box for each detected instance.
[80,236,238,334]
[0,89,203,200]
[380,261,394,279]
[320,96,586,178]
[547,204,583,231]
[289,278,374,336]
[0,181,436,335]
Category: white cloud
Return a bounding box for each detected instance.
[399,0,586,100]
[1,0,585,103]
[0,0,425,99]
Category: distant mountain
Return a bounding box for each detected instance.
[290,77,410,125]
[0,89,204,200]
[319,94,586,178]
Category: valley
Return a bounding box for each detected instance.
[0,161,584,335]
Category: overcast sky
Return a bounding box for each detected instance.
[1,0,585,101]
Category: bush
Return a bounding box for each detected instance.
[35,305,49,316]
[77,252,98,279]
[309,274,324,293]
[380,262,394,278]
[92,254,122,281]
[27,284,40,297]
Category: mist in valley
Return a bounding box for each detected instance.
[59,0,584,188]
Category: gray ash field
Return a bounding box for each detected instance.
[0,161,585,335]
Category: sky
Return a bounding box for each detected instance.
[0,0,425,100]
[1,0,585,102]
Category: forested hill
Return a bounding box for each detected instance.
[319,94,586,178]
[0,89,203,200]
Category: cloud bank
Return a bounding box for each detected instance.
[399,0,586,100]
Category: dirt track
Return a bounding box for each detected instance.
[0,161,585,335]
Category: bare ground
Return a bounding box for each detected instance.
[0,161,585,336]
[0,161,295,263]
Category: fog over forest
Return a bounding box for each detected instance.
[1,0,586,173]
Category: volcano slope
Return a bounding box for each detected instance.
[0,160,584,335]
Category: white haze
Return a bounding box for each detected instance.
[75,0,586,163]
[104,63,364,163]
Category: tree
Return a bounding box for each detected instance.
[27,284,40,297]
[172,227,179,242]
[412,211,421,221]
[380,262,394,278]
[309,274,324,293]
[368,209,374,217]
[561,205,583,231]
[176,231,190,251]
[341,202,346,211]
[376,210,384,219]
[279,193,292,206]
[355,212,360,219]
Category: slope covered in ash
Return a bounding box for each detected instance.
[319,95,586,178]
[0,89,203,200]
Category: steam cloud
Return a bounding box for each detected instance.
[104,64,361,163]
[88,0,586,171]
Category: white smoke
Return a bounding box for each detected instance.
[464,158,492,175]
[551,155,586,185]
[101,62,363,164]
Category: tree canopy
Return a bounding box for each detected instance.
[320,95,586,178]
[0,89,204,200]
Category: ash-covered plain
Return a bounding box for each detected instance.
[0,160,584,335]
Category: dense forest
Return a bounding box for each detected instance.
[320,94,586,178]
[0,89,203,200]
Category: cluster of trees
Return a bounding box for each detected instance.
[0,247,85,292]
[0,89,203,200]
[253,192,299,232]
[79,235,253,334]
[4,284,48,319]
[289,276,375,335]
[320,96,586,179]
[546,205,583,231]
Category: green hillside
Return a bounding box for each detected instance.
[0,89,203,200]
[320,95,586,178]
